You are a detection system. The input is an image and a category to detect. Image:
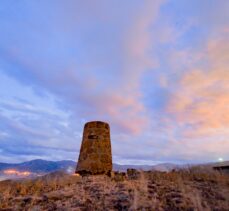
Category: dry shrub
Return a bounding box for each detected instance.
[0,169,228,210]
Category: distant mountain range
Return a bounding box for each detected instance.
[113,163,178,172]
[0,159,178,180]
[0,159,77,181]
[0,159,228,181]
[0,159,76,173]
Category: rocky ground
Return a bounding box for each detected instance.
[0,168,229,211]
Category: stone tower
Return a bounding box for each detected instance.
[76,121,112,175]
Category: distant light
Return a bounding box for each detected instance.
[66,166,74,173]
[3,169,31,176]
[218,158,224,162]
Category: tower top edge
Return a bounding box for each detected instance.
[84,121,110,127]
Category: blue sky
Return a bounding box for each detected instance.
[0,0,228,164]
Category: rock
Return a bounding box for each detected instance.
[127,168,140,180]
[112,171,127,182]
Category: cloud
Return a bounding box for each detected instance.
[0,0,165,136]
[0,0,168,163]
[0,0,228,164]
[167,29,229,136]
[136,2,229,163]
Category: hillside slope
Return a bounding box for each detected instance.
[0,168,228,210]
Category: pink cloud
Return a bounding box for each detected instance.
[167,29,229,138]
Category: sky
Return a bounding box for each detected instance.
[0,0,228,164]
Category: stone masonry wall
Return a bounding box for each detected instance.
[76,121,112,175]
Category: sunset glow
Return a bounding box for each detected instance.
[3,169,31,177]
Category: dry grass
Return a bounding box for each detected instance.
[0,168,228,210]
